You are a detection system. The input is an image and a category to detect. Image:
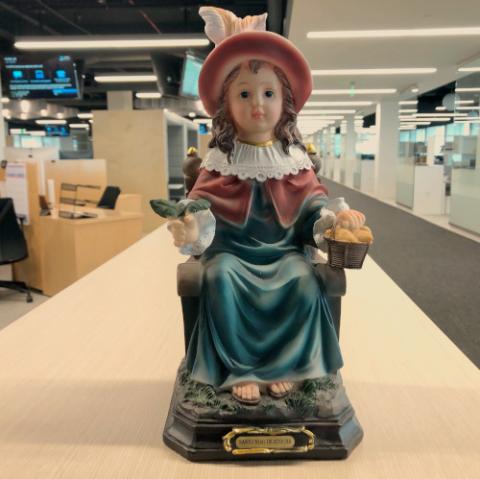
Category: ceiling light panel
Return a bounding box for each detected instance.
[298,115,345,120]
[311,88,397,95]
[311,68,437,76]
[299,109,357,114]
[453,106,480,110]
[36,119,67,125]
[307,27,480,39]
[135,92,162,98]
[95,74,156,83]
[456,87,480,92]
[15,37,209,50]
[305,101,373,107]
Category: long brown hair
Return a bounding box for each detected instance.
[208,60,306,160]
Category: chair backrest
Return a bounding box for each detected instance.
[182,154,202,195]
[0,198,28,264]
[97,186,121,209]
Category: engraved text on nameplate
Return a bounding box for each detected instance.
[235,435,295,449]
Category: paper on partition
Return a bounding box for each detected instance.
[47,178,56,208]
[5,162,30,225]
[4,146,59,196]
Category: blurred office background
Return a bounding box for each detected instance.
[0,0,479,365]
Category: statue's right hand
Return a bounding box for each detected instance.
[167,214,199,247]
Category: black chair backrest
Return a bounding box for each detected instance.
[0,198,28,264]
[97,186,121,209]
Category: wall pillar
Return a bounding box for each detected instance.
[343,115,356,187]
[374,100,399,200]
[107,91,133,111]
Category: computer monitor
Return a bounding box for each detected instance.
[1,54,81,100]
[179,54,203,99]
[198,123,209,135]
[44,125,70,137]
[150,53,182,97]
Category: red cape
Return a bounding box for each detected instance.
[188,168,328,228]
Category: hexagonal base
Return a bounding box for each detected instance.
[163,362,363,461]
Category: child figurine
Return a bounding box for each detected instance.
[167,6,365,406]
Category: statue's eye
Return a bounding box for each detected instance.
[265,90,274,98]
[240,91,249,98]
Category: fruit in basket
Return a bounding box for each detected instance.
[323,208,373,244]
[352,226,374,244]
[324,225,373,244]
[332,227,361,243]
[336,209,365,229]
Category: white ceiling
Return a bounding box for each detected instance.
[288,0,480,108]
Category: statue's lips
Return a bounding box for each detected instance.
[251,112,264,120]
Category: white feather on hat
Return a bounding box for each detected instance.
[199,6,267,46]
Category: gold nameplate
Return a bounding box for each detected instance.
[223,426,315,455]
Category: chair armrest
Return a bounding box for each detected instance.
[177,257,203,297]
[313,263,346,297]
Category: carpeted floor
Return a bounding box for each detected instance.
[323,178,480,367]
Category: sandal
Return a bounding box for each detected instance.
[267,382,293,399]
[231,385,261,405]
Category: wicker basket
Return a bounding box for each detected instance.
[324,226,370,269]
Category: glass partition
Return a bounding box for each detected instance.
[333,132,342,181]
[320,127,336,180]
[354,128,376,193]
[425,125,446,166]
[396,129,416,208]
[334,133,342,158]
[449,72,480,234]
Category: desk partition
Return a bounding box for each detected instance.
[450,168,480,234]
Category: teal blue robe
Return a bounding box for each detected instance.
[186,180,343,389]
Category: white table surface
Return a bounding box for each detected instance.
[0,226,478,478]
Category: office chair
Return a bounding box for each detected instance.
[0,198,33,303]
[97,186,121,209]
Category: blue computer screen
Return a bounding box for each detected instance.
[1,54,80,100]
[44,125,70,137]
[179,54,203,98]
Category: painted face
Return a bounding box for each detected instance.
[227,63,283,143]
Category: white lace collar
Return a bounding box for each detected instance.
[200,140,313,182]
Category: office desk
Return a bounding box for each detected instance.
[0,226,478,478]
[14,208,143,296]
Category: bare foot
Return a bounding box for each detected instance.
[268,381,294,398]
[232,382,260,404]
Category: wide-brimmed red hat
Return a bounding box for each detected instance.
[198,8,312,117]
